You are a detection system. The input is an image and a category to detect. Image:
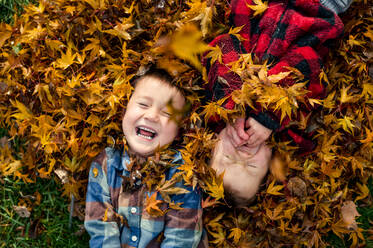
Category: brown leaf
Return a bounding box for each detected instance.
[287,177,307,199]
[269,152,287,181]
[341,201,360,230]
[13,206,31,218]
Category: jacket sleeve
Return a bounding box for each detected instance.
[202,0,344,153]
[84,150,121,248]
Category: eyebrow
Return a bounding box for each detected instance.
[136,95,153,101]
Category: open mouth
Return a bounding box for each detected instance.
[136,126,157,140]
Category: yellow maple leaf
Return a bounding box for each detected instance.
[0,23,12,48]
[11,100,33,120]
[205,172,225,200]
[336,116,355,134]
[83,0,107,10]
[191,6,213,37]
[104,22,134,40]
[145,192,164,216]
[54,46,76,69]
[348,34,366,47]
[228,227,243,244]
[204,46,223,65]
[170,24,211,71]
[28,0,45,13]
[355,183,369,201]
[266,180,284,195]
[228,25,246,41]
[360,127,373,144]
[339,85,356,104]
[361,83,373,99]
[246,0,268,17]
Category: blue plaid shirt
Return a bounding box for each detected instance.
[84,147,206,248]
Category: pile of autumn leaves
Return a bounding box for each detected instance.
[0,0,372,247]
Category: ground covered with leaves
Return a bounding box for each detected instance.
[0,0,372,247]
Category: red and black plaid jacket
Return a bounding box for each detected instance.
[202,0,344,154]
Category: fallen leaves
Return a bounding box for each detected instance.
[0,0,372,247]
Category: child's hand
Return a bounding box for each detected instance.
[244,117,272,148]
[210,127,272,205]
[225,117,250,147]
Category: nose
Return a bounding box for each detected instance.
[144,107,160,122]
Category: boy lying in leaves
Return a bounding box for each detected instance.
[206,0,347,205]
[84,68,207,248]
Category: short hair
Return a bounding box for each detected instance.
[131,65,175,89]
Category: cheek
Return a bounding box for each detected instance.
[122,111,133,135]
[162,120,180,141]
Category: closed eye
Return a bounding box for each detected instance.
[138,102,149,108]
[161,110,172,117]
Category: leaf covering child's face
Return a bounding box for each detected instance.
[122,76,185,157]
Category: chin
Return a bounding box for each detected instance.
[128,144,155,158]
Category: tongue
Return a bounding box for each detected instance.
[139,129,154,137]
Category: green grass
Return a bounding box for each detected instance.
[0,176,89,248]
[1,125,89,247]
[0,0,36,24]
[325,177,373,248]
[357,177,373,248]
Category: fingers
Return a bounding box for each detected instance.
[234,118,250,140]
[246,134,261,147]
[225,124,242,147]
[244,117,272,146]
[237,144,260,156]
[254,144,272,170]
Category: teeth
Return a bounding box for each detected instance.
[137,133,153,140]
[138,127,156,133]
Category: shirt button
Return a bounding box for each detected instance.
[131,235,138,242]
[130,207,137,214]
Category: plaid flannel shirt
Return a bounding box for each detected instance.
[202,0,344,154]
[84,147,206,248]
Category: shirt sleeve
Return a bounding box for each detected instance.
[320,0,353,14]
[161,165,203,248]
[84,150,121,248]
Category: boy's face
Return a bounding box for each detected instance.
[122,76,185,157]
